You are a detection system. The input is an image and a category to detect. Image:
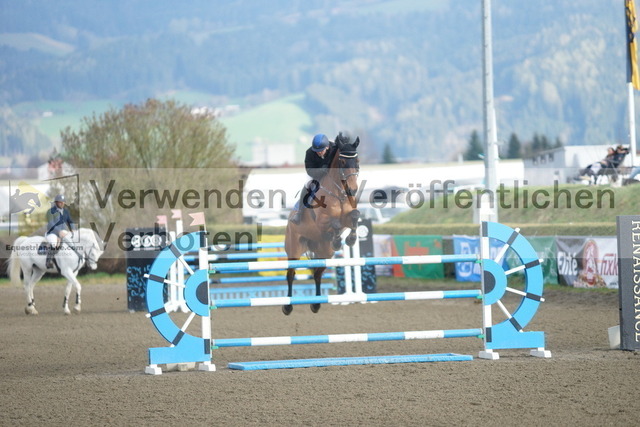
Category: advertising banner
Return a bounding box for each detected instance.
[556,236,618,288]
[452,236,509,282]
[125,226,167,312]
[373,234,394,276]
[505,236,559,285]
[391,235,444,279]
[616,215,640,351]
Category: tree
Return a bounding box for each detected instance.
[59,99,243,261]
[505,133,522,159]
[531,133,542,154]
[463,130,483,161]
[381,143,396,164]
[61,98,235,169]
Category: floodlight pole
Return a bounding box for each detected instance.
[482,0,499,222]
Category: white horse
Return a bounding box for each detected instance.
[8,228,104,315]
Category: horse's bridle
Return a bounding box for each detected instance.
[84,242,101,266]
[62,238,100,271]
[338,151,359,182]
[321,151,359,201]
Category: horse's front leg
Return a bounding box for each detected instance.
[310,267,325,313]
[345,209,360,247]
[329,218,343,251]
[61,272,78,315]
[282,267,295,316]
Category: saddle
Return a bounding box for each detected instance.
[37,243,48,256]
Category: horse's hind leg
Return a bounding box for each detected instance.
[310,267,325,313]
[73,278,82,314]
[282,267,295,316]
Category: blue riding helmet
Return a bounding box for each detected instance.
[311,134,330,152]
[54,194,65,203]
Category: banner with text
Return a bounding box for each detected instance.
[556,236,618,288]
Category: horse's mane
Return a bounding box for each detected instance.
[328,144,340,166]
[77,227,104,250]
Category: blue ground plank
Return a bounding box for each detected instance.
[228,353,473,370]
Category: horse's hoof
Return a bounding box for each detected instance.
[25,306,38,315]
[310,303,321,313]
[332,239,342,251]
[73,306,81,314]
[345,233,357,247]
[282,305,293,316]
[63,308,71,315]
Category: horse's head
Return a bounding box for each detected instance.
[335,132,360,197]
[80,229,104,270]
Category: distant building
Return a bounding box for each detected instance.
[523,145,631,185]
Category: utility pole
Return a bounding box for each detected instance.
[481,0,499,222]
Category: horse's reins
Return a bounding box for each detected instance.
[59,238,100,272]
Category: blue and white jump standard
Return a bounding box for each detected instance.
[143,222,551,375]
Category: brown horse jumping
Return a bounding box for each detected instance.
[283,133,360,315]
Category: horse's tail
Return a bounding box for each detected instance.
[8,236,27,287]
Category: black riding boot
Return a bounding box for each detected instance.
[290,186,310,224]
[46,244,56,268]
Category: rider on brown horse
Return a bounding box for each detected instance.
[283,132,360,315]
[290,133,336,225]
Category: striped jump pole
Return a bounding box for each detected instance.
[143,222,551,375]
[208,253,477,273]
[210,289,482,309]
[212,328,484,348]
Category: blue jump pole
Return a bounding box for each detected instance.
[209,254,478,273]
[212,328,484,348]
[212,273,336,284]
[211,289,482,308]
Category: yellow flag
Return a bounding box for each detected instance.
[627,0,640,90]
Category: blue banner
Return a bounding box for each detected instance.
[452,236,508,282]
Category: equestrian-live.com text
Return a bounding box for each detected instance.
[5,244,86,251]
[89,178,615,211]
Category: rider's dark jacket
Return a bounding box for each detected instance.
[46,206,76,237]
[304,142,337,181]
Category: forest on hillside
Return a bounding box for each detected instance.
[0,0,630,163]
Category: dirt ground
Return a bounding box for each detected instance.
[0,280,639,426]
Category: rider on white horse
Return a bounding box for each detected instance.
[45,194,76,269]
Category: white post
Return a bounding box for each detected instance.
[174,219,189,313]
[198,231,215,372]
[167,230,178,313]
[351,233,363,295]
[478,221,499,360]
[341,229,353,296]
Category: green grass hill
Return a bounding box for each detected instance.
[381,184,639,236]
